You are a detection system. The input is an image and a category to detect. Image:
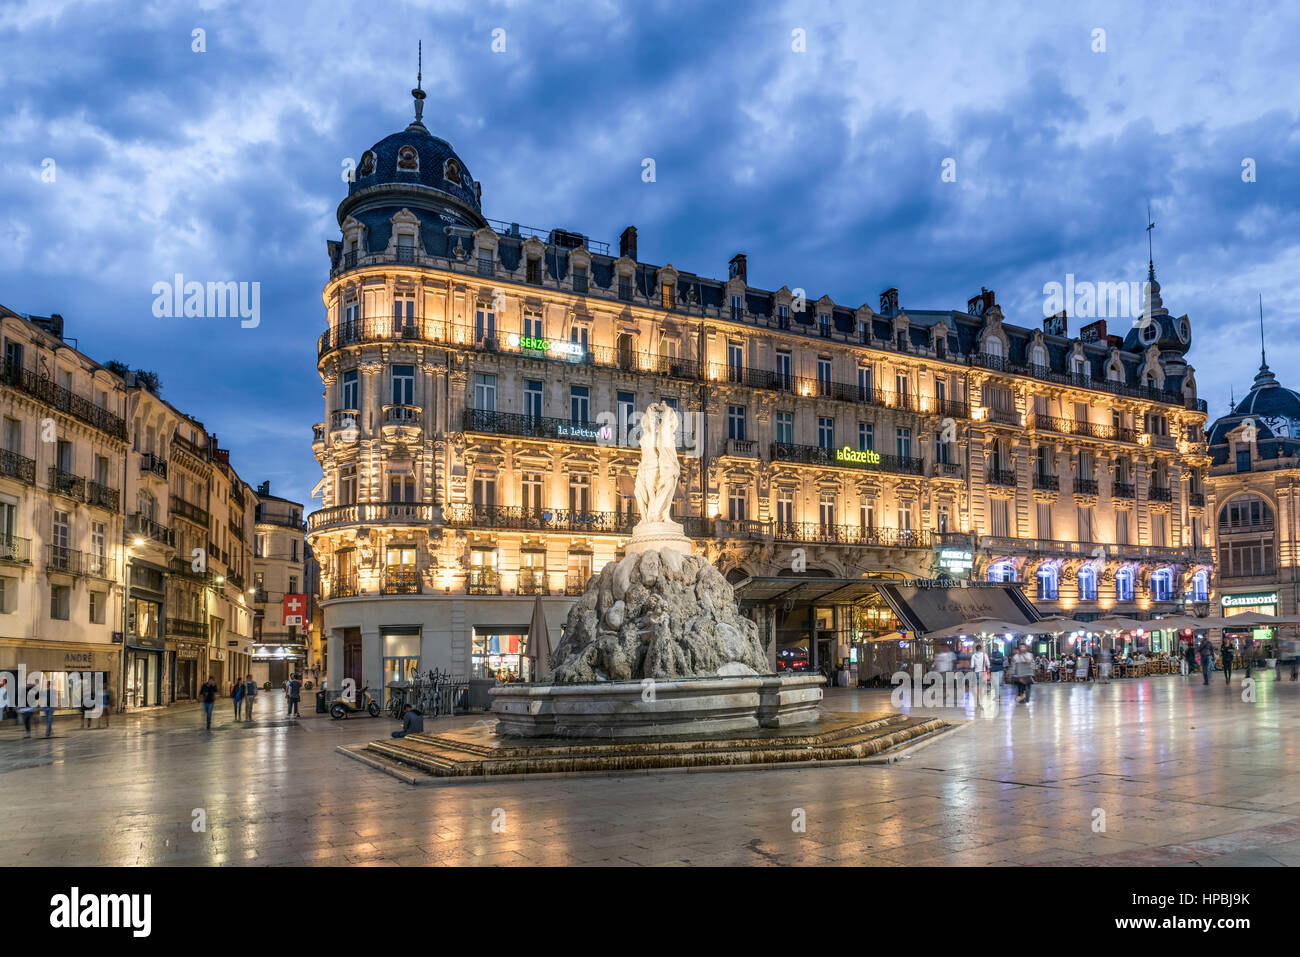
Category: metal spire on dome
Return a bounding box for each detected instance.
[1145,201,1156,283]
[409,40,428,132]
[1253,294,1280,389]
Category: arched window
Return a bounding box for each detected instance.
[1029,344,1047,368]
[1037,565,1059,601]
[1078,565,1097,601]
[1218,494,1274,531]
[1218,494,1277,577]
[616,333,634,370]
[1150,568,1175,602]
[1192,570,1209,603]
[1116,567,1135,602]
[397,146,419,171]
[443,158,462,183]
[987,560,1017,583]
[985,336,1003,358]
[358,151,376,177]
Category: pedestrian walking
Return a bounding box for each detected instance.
[42,680,55,738]
[1197,634,1215,686]
[1096,646,1112,683]
[970,643,990,699]
[286,673,303,718]
[199,675,218,730]
[242,674,257,721]
[1243,635,1256,680]
[1221,638,1235,685]
[0,674,9,726]
[98,684,111,728]
[1185,641,1199,679]
[1009,643,1036,703]
[988,645,1006,696]
[934,645,956,675]
[231,678,244,720]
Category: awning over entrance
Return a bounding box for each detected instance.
[734,577,1039,636]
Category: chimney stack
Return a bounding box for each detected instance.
[728,253,748,283]
[619,225,638,261]
[879,287,900,315]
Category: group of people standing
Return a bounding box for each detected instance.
[196,673,306,729]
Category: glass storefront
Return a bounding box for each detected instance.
[382,632,420,706]
[124,650,161,708]
[472,627,529,681]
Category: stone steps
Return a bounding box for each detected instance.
[360,713,951,780]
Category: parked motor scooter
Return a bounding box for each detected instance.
[329,686,382,719]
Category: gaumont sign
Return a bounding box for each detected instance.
[834,446,881,467]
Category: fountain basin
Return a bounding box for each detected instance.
[489,673,825,739]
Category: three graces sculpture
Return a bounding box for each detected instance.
[633,401,681,527]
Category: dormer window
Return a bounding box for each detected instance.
[818,313,831,337]
[443,158,461,183]
[358,151,376,177]
[397,146,419,171]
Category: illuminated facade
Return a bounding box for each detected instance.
[308,88,1213,689]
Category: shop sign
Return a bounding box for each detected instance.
[834,445,881,467]
[508,333,585,360]
[558,422,609,442]
[176,646,201,660]
[1222,592,1278,608]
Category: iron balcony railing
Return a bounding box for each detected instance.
[565,573,589,596]
[139,451,168,478]
[171,433,207,464]
[167,618,207,640]
[446,503,638,535]
[0,534,31,565]
[1033,473,1059,491]
[987,466,1017,487]
[518,568,549,596]
[468,568,501,595]
[254,589,269,603]
[0,360,128,440]
[971,353,1208,412]
[462,408,608,444]
[708,364,963,417]
[127,513,174,547]
[48,467,85,500]
[307,502,436,532]
[978,535,1211,565]
[1112,481,1136,499]
[770,442,925,476]
[171,497,209,527]
[0,449,36,485]
[715,520,931,549]
[1074,477,1099,496]
[168,556,212,584]
[1189,491,1206,507]
[1029,413,1138,443]
[327,571,358,600]
[45,545,111,579]
[1149,485,1173,502]
[86,481,119,512]
[382,566,421,595]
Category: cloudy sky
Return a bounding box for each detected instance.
[3,0,1299,506]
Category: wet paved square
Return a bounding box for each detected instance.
[1,673,1297,866]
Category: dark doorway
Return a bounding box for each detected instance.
[343,628,362,691]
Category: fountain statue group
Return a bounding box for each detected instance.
[546,401,769,683]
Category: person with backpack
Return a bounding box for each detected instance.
[286,673,303,718]
[199,675,218,730]
[242,674,258,721]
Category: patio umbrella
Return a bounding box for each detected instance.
[524,594,553,681]
[925,618,1026,640]
[1025,615,1090,634]
[1220,610,1300,626]
[1148,614,1227,631]
[1087,615,1148,633]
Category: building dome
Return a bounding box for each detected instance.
[349,123,482,216]
[1119,274,1192,356]
[1209,362,1300,443]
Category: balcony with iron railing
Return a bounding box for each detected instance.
[171,497,209,527]
[987,466,1017,487]
[167,618,207,640]
[462,408,608,444]
[1029,413,1138,443]
[48,467,85,500]
[307,501,437,533]
[770,442,925,476]
[978,535,1212,566]
[0,534,32,565]
[139,451,168,478]
[1033,473,1059,491]
[127,513,174,547]
[327,571,359,600]
[45,545,112,580]
[518,568,549,596]
[0,360,128,439]
[381,566,421,595]
[445,503,638,535]
[716,520,931,549]
[1112,481,1136,499]
[0,449,35,486]
[565,573,589,596]
[468,567,501,595]
[168,556,212,584]
[1074,477,1099,496]
[1189,490,1207,508]
[86,481,120,512]
[1149,485,1173,503]
[171,433,208,464]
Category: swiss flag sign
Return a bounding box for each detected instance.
[282,594,308,627]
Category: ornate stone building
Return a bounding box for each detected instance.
[251,483,307,686]
[1206,352,1300,622]
[308,86,1213,691]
